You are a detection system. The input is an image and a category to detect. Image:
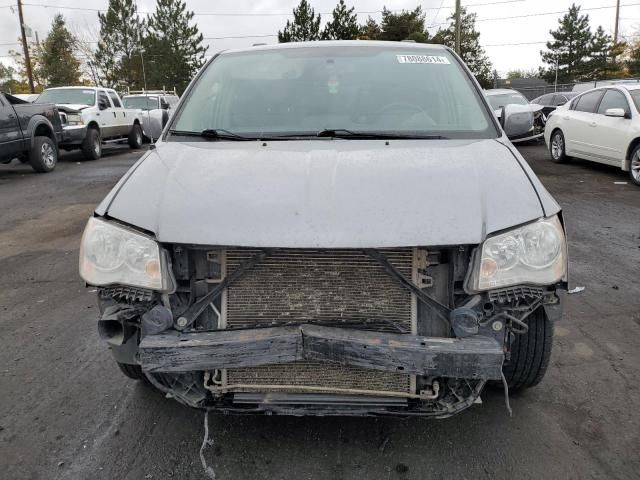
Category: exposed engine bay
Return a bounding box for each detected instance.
[97,244,562,417]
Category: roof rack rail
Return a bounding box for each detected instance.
[125,87,178,96]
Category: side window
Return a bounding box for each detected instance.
[596,89,628,115]
[98,91,111,108]
[553,95,568,106]
[574,90,604,113]
[108,91,122,108]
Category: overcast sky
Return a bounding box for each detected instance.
[1,0,638,76]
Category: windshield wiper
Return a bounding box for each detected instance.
[316,129,447,140]
[169,129,256,141]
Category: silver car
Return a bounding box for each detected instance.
[486,88,546,143]
[122,91,179,141]
[79,42,567,417]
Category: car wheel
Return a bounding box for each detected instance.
[549,130,569,163]
[81,128,102,160]
[128,124,143,149]
[629,144,640,187]
[29,136,58,173]
[502,308,553,392]
[117,362,149,382]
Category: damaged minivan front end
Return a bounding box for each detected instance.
[79,41,567,417]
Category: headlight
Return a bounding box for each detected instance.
[79,217,171,291]
[468,215,567,291]
[66,114,83,125]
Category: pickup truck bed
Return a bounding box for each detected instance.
[0,92,62,172]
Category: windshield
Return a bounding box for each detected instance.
[486,92,529,110]
[630,90,640,112]
[36,88,95,106]
[123,96,158,111]
[171,46,497,139]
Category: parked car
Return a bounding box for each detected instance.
[122,91,179,141]
[572,78,640,93]
[531,92,579,117]
[0,91,62,172]
[485,88,546,143]
[545,85,640,186]
[79,41,567,417]
[35,86,144,160]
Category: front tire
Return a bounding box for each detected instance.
[629,144,640,187]
[549,130,569,163]
[502,308,554,391]
[81,128,102,160]
[128,124,143,149]
[29,136,58,173]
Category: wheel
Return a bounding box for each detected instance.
[29,136,58,173]
[117,362,148,381]
[629,144,640,187]
[502,308,554,392]
[549,130,569,163]
[81,128,101,160]
[128,124,143,149]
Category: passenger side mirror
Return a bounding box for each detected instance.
[500,104,544,138]
[605,108,627,118]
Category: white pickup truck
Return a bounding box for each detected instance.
[35,86,145,160]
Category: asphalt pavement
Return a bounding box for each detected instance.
[1,141,639,480]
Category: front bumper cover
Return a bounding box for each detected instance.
[138,324,504,381]
[61,125,87,145]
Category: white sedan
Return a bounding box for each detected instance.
[544,84,640,186]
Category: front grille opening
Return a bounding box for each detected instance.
[224,248,414,333]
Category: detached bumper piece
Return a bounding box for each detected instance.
[138,324,503,380]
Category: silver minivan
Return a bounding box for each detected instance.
[79,41,567,417]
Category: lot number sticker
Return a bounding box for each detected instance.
[396,55,450,64]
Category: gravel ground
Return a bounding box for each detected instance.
[1,141,639,480]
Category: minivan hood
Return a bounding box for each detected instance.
[99,139,554,248]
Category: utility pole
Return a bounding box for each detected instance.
[455,0,462,55]
[613,0,621,63]
[17,0,35,93]
[613,0,620,44]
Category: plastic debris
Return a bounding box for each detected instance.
[568,286,585,294]
[614,182,627,185]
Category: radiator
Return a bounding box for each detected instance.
[223,248,416,394]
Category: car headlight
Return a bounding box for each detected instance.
[467,215,567,291]
[66,114,83,125]
[79,217,172,291]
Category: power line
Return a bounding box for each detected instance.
[19,0,525,16]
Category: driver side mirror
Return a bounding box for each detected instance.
[98,99,109,110]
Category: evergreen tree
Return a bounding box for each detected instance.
[431,8,493,87]
[378,7,429,43]
[539,4,593,83]
[144,0,207,94]
[278,0,321,42]
[589,27,626,79]
[322,0,358,40]
[38,15,81,87]
[94,0,145,89]
[358,17,381,40]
